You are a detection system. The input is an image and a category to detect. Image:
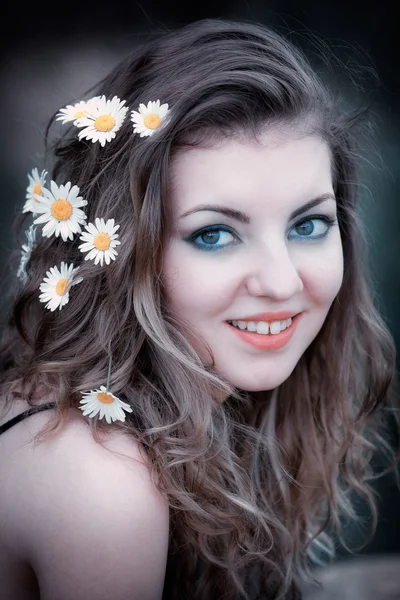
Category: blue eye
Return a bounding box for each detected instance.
[287,216,336,241]
[187,225,239,252]
[186,215,337,252]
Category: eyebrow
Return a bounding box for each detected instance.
[179,193,336,223]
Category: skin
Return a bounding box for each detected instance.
[0,407,169,600]
[161,127,344,394]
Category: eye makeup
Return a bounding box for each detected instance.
[184,214,338,252]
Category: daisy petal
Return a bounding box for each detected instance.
[78,387,131,423]
[79,218,121,266]
[38,262,82,311]
[131,99,170,138]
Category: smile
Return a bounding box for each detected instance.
[227,317,293,335]
[225,313,302,350]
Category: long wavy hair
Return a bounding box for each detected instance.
[1,18,399,600]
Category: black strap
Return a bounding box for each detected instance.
[0,402,57,435]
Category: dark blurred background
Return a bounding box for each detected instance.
[1,0,399,573]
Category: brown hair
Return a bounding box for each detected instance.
[1,18,399,600]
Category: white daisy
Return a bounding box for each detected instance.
[78,217,121,266]
[131,99,170,137]
[79,385,133,424]
[33,180,88,242]
[39,262,83,311]
[55,97,100,125]
[23,168,48,213]
[17,224,37,283]
[76,95,128,146]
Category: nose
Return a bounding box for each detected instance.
[245,241,304,299]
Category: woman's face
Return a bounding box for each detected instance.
[161,128,343,392]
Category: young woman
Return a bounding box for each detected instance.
[0,17,398,600]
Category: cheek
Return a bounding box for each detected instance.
[301,242,344,304]
[162,244,228,316]
[165,277,231,318]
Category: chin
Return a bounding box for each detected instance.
[233,379,285,392]
[217,366,297,394]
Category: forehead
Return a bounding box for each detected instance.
[169,129,332,209]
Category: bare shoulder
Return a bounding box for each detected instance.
[1,406,169,600]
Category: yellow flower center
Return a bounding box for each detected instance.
[33,182,42,201]
[94,232,111,251]
[51,199,73,221]
[33,182,42,195]
[94,114,115,132]
[144,113,161,130]
[55,278,69,296]
[74,110,87,119]
[97,392,114,404]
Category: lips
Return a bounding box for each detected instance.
[226,312,302,350]
[228,311,299,322]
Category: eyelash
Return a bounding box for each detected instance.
[186,215,338,252]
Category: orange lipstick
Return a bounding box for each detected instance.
[226,313,302,350]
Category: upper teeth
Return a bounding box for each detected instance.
[228,317,293,335]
